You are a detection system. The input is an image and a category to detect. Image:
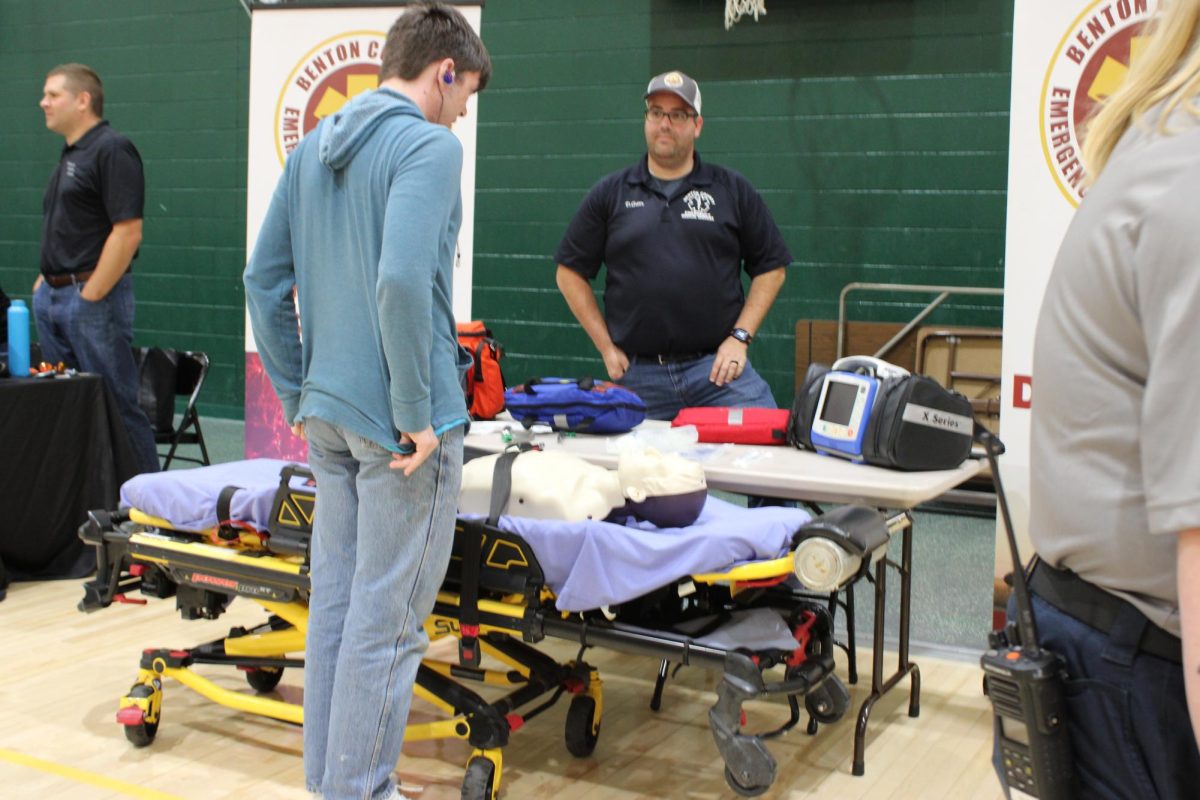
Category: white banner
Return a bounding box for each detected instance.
[243,4,482,459]
[997,0,1154,606]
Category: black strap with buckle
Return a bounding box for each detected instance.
[1028,559,1181,664]
[457,447,525,667]
[216,485,243,541]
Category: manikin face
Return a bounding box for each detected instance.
[41,73,91,138]
[617,447,706,501]
[643,91,703,172]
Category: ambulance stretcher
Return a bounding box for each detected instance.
[79,459,898,798]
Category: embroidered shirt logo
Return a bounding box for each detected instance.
[624,200,645,208]
[65,161,77,180]
[681,190,715,221]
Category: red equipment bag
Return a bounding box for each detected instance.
[456,321,506,420]
[671,407,791,445]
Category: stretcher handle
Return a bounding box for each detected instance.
[278,463,316,486]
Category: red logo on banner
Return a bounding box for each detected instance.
[1040,0,1154,206]
[275,31,385,166]
[1013,374,1033,409]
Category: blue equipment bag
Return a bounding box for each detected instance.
[504,377,646,434]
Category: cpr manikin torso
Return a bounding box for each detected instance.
[459,448,707,527]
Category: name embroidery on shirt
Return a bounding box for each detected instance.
[681,190,715,222]
[624,200,645,208]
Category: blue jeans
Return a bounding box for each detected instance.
[303,418,464,800]
[620,354,777,421]
[32,274,159,474]
[996,594,1200,799]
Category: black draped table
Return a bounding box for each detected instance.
[0,373,138,595]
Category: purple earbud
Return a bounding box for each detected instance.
[443,71,455,85]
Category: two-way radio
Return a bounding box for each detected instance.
[977,425,1076,799]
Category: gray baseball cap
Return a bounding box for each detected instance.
[644,70,702,115]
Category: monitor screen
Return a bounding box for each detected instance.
[820,379,859,426]
[999,715,1030,745]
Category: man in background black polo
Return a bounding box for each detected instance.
[555,70,791,420]
[32,63,158,474]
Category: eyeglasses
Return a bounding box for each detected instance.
[645,107,697,125]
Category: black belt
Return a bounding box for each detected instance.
[1028,559,1181,664]
[43,269,94,288]
[632,350,713,365]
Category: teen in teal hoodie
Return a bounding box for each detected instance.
[245,86,470,451]
[243,9,489,795]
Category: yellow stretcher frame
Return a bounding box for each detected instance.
[95,519,606,800]
[83,486,851,800]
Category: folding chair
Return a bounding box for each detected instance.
[135,347,211,469]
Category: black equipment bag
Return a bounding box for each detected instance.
[789,363,974,471]
[865,373,974,470]
[788,363,830,452]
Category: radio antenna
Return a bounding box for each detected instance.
[975,423,1040,649]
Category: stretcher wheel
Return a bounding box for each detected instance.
[564,694,600,757]
[245,666,284,693]
[724,766,769,797]
[122,684,160,747]
[460,756,496,800]
[804,677,850,725]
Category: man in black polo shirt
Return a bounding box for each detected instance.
[32,63,158,474]
[555,70,791,420]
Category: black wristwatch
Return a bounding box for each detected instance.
[729,327,753,344]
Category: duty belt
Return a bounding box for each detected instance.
[1028,559,1181,663]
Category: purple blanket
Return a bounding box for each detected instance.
[485,500,810,611]
[120,460,811,612]
[120,459,304,532]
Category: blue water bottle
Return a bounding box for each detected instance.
[7,299,30,378]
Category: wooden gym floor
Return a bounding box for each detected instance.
[0,579,1004,799]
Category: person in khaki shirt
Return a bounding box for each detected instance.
[1020,2,1200,796]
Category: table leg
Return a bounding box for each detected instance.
[845,581,857,684]
[650,658,670,711]
[900,523,920,718]
[851,518,920,777]
[826,584,859,685]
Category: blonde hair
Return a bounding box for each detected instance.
[1082,0,1200,178]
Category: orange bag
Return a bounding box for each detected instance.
[456,321,506,420]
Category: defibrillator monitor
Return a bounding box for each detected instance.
[809,371,878,460]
